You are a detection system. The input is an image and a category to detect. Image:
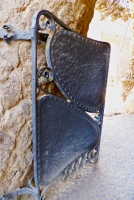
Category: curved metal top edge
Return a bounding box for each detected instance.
[31,10,111,48]
[54,30,111,49]
[31,10,74,31]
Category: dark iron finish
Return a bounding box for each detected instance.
[31,10,110,198]
[0,9,111,200]
[37,95,100,185]
[50,30,110,112]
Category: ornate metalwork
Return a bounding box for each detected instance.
[0,177,39,200]
[0,9,111,200]
[36,66,54,93]
[60,145,99,183]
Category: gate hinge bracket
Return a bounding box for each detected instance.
[94,115,102,125]
[0,24,48,43]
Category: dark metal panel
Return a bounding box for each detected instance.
[37,95,100,185]
[50,30,111,112]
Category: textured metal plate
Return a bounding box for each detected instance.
[50,31,110,112]
[37,95,100,185]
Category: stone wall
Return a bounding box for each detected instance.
[0,0,96,196]
[121,0,134,113]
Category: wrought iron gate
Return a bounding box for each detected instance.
[0,10,111,200]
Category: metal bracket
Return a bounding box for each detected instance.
[0,24,48,43]
[94,115,102,125]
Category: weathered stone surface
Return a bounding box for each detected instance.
[123,87,134,113]
[0,0,96,197]
[120,0,134,112]
[0,57,13,84]
[120,79,134,101]
[95,0,131,21]
[0,42,20,68]
[1,68,22,110]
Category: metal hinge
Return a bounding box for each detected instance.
[94,115,102,125]
[0,24,48,43]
